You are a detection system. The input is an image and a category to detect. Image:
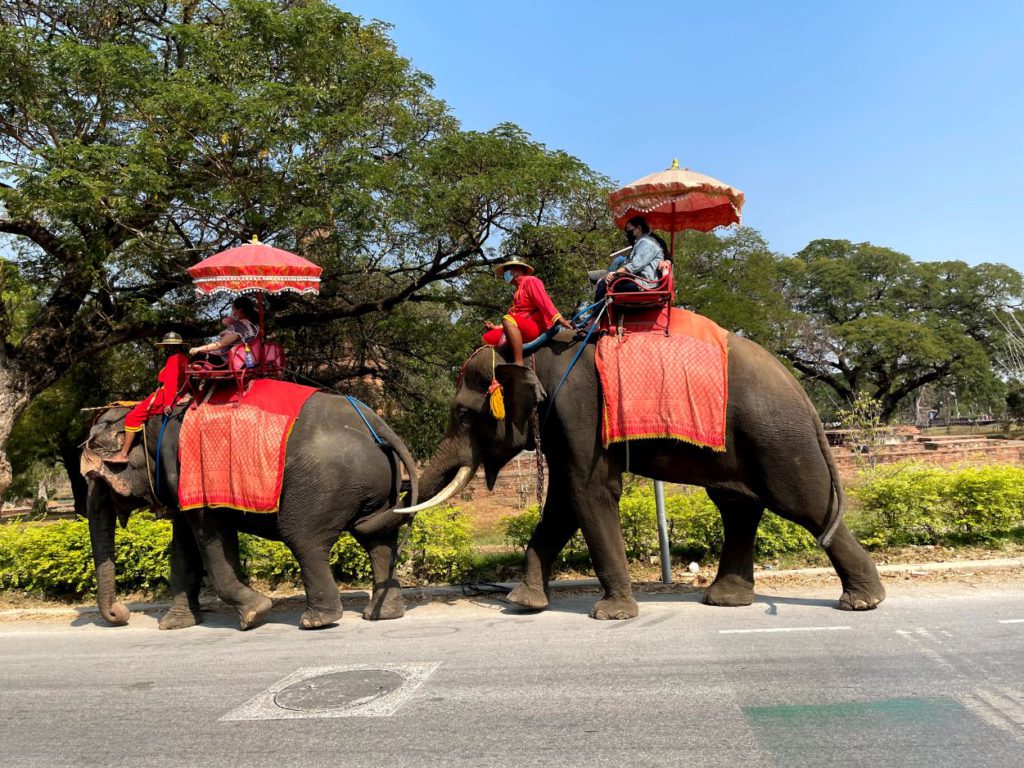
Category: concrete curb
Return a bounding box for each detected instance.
[2,557,1022,621]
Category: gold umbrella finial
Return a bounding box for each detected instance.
[671,158,679,169]
[250,235,261,244]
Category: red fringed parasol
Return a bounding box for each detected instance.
[187,237,322,296]
[607,160,745,256]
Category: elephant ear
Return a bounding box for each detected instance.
[494,364,546,428]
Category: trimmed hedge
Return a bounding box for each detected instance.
[0,505,474,601]
[851,463,1024,546]
[501,464,1024,564]
[501,485,817,566]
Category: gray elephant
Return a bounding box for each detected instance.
[82,393,448,631]
[417,331,885,619]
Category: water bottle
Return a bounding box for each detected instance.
[243,343,256,369]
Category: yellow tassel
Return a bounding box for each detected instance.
[488,380,505,420]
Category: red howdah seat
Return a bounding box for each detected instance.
[604,262,675,331]
[189,337,286,390]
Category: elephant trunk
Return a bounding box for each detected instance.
[400,436,476,515]
[87,485,129,626]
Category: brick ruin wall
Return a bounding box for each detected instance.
[458,441,1024,512]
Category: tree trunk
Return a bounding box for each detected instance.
[0,358,33,499]
[59,442,89,517]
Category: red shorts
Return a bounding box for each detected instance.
[482,313,543,346]
[124,393,162,432]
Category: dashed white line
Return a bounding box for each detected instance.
[998,619,1024,624]
[718,626,850,634]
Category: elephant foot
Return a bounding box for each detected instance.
[158,606,203,631]
[591,596,639,620]
[238,595,274,631]
[300,605,343,630]
[363,592,405,621]
[837,582,886,611]
[703,574,755,607]
[506,583,549,611]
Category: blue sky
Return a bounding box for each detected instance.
[340,1,1024,269]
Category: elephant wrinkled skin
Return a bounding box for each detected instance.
[82,392,425,631]
[419,333,885,619]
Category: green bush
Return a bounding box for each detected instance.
[0,514,172,597]
[0,504,477,600]
[499,506,588,566]
[499,485,818,566]
[852,462,1024,546]
[405,505,474,582]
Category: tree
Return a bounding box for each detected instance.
[672,227,795,347]
[778,240,1020,419]
[0,1,611,492]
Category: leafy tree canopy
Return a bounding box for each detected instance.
[0,0,613,491]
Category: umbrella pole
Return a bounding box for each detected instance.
[669,200,676,259]
[258,293,265,366]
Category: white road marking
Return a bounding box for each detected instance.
[220,662,440,721]
[997,619,1024,624]
[960,688,1024,741]
[718,626,850,634]
[895,629,958,672]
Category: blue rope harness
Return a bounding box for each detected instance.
[154,415,170,498]
[540,302,607,434]
[345,395,386,448]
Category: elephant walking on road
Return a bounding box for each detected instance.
[82,392,436,631]
[416,331,885,619]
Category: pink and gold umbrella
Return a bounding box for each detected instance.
[187,237,321,347]
[607,160,745,257]
[187,236,322,296]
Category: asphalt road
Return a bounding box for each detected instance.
[1,582,1022,768]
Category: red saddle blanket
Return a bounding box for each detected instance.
[596,308,729,450]
[178,379,318,513]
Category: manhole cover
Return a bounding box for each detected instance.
[273,670,404,712]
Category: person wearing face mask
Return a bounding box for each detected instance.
[594,215,670,301]
[482,259,574,366]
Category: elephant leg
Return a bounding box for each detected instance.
[572,465,638,621]
[824,522,886,611]
[158,515,205,630]
[352,527,405,621]
[507,476,577,611]
[703,492,764,607]
[768,494,885,612]
[285,535,343,630]
[185,509,272,630]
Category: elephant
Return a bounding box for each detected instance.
[81,391,449,631]
[417,329,886,619]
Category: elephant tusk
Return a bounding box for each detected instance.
[397,466,474,515]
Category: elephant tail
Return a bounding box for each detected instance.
[367,416,419,510]
[814,415,844,548]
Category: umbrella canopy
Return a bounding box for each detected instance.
[608,160,745,234]
[187,237,322,296]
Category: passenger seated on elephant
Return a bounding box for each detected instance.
[482,259,574,366]
[104,332,189,465]
[595,215,669,301]
[189,296,259,366]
